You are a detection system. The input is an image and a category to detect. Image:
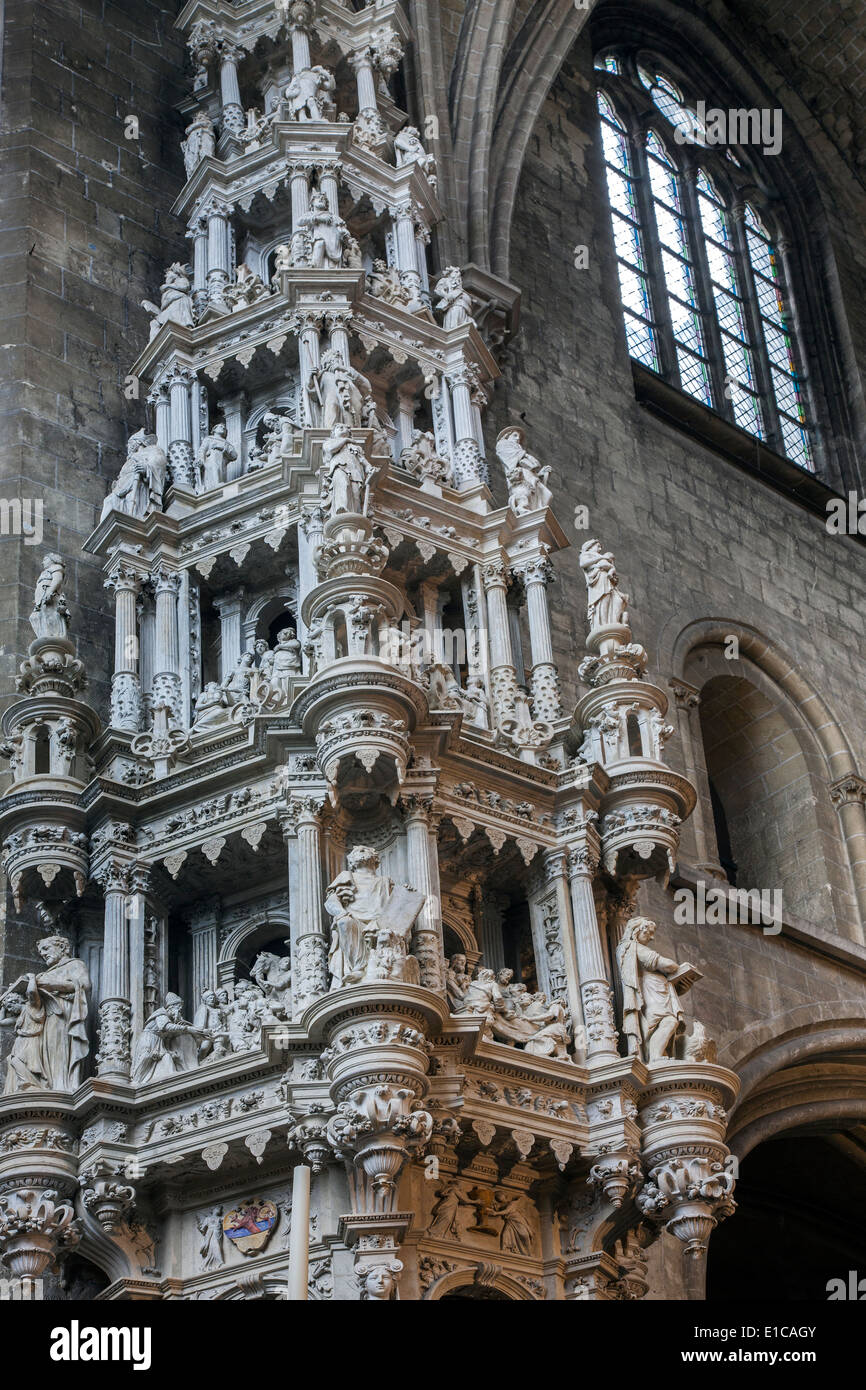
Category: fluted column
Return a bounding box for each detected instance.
[288,0,313,70]
[151,567,181,723]
[187,212,209,315]
[402,793,444,991]
[107,565,143,732]
[288,160,313,238]
[214,589,246,679]
[325,307,351,365]
[391,200,424,309]
[349,47,386,150]
[317,159,341,215]
[186,899,219,1005]
[218,42,245,137]
[285,799,329,1014]
[567,839,619,1061]
[148,379,171,457]
[95,860,141,1078]
[297,310,322,421]
[166,364,195,488]
[446,365,484,487]
[519,556,562,721]
[206,199,232,310]
[473,884,507,973]
[482,560,518,727]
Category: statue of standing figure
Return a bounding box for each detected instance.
[495,427,552,514]
[615,917,702,1061]
[307,350,371,429]
[433,266,475,328]
[393,125,437,187]
[579,538,630,633]
[283,65,335,122]
[196,423,237,492]
[181,110,216,176]
[101,430,168,521]
[30,553,70,640]
[142,263,195,338]
[320,424,376,517]
[0,936,91,1094]
[300,191,351,269]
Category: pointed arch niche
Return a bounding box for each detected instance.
[668,621,866,943]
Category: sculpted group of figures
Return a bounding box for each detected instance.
[0,911,705,1094]
[194,628,303,728]
[445,956,573,1061]
[131,950,292,1084]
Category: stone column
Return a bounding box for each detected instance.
[286,799,329,1015]
[214,589,246,679]
[148,380,171,458]
[298,507,324,651]
[187,900,219,1004]
[206,199,232,310]
[402,794,444,991]
[218,391,246,480]
[188,212,209,316]
[288,161,312,237]
[151,567,182,723]
[520,556,562,721]
[830,775,866,940]
[288,3,312,70]
[96,861,136,1078]
[325,308,351,366]
[297,310,322,420]
[349,47,387,150]
[218,42,245,138]
[482,561,518,727]
[107,565,142,732]
[473,884,507,973]
[391,201,424,311]
[446,365,484,487]
[567,840,619,1061]
[669,680,720,873]
[167,364,195,488]
[317,159,341,216]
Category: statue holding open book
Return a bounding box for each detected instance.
[615,916,704,1061]
[325,845,425,989]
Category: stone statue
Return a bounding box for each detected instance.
[266,628,303,689]
[495,427,552,514]
[196,1206,224,1270]
[299,191,351,269]
[193,989,230,1060]
[493,1192,533,1254]
[456,960,573,1060]
[399,429,451,486]
[197,423,237,493]
[460,674,489,728]
[368,259,413,308]
[325,845,424,988]
[308,350,371,429]
[394,125,437,186]
[131,993,208,1084]
[50,717,79,776]
[220,649,257,705]
[227,978,271,1049]
[239,106,271,151]
[101,430,168,520]
[320,424,376,516]
[615,917,701,1061]
[224,263,269,310]
[429,1180,472,1239]
[30,553,69,640]
[284,65,335,122]
[181,110,215,176]
[433,266,474,328]
[142,262,195,338]
[356,1259,402,1300]
[0,935,91,1094]
[444,953,472,1011]
[579,539,629,632]
[250,951,292,1018]
[193,681,230,728]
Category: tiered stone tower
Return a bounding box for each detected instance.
[0,0,737,1302]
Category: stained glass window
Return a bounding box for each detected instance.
[595,52,815,468]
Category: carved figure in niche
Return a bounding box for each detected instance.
[325,845,423,988]
[240,106,271,150]
[433,266,474,328]
[308,350,371,429]
[250,951,292,1018]
[228,978,272,1050]
[320,423,376,516]
[267,628,303,688]
[368,259,412,308]
[456,960,574,1060]
[393,124,437,186]
[50,717,79,776]
[101,430,168,521]
[225,264,269,311]
[0,936,91,1094]
[444,953,472,1011]
[399,429,451,486]
[460,673,489,728]
[493,1192,533,1255]
[284,65,335,122]
[196,1206,224,1270]
[495,427,552,514]
[193,681,229,727]
[181,110,215,176]
[579,539,629,632]
[301,191,351,269]
[131,993,207,1084]
[196,423,237,493]
[193,989,230,1061]
[520,992,572,1061]
[356,1259,402,1300]
[30,553,69,640]
[429,1180,472,1239]
[615,916,701,1061]
[142,262,195,338]
[220,649,257,704]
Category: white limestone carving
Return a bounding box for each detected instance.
[495,427,552,514]
[181,110,216,176]
[579,538,630,634]
[433,266,475,328]
[615,917,703,1061]
[0,936,91,1093]
[326,845,424,988]
[284,66,335,122]
[30,553,70,640]
[142,262,195,338]
[131,993,208,1083]
[196,423,238,493]
[102,431,168,520]
[319,424,376,516]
